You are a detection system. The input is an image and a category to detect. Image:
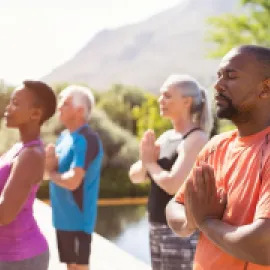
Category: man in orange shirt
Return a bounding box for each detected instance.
[166,44,270,269]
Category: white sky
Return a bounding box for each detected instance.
[0,0,181,85]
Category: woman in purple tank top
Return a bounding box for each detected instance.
[0,80,56,270]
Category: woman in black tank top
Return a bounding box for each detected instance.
[129,74,213,270]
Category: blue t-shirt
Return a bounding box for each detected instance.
[49,124,103,233]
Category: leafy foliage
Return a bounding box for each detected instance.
[207,0,270,57]
[132,93,172,139]
[0,81,14,120]
[97,84,146,135]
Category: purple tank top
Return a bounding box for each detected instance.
[0,139,48,261]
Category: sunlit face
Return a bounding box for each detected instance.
[214,49,264,122]
[4,85,42,128]
[158,84,190,120]
[57,94,78,125]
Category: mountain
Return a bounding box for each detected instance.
[43,0,240,93]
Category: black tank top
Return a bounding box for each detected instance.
[147,128,201,224]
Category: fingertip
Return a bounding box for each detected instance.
[196,166,203,174]
[201,162,210,170]
[143,130,149,136]
[218,188,227,200]
[220,194,227,204]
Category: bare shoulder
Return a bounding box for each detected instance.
[8,146,45,186]
[185,130,208,144]
[17,146,45,166]
[177,130,208,152]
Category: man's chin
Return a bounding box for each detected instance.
[216,109,234,120]
[217,112,230,120]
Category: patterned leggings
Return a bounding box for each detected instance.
[150,222,198,270]
[0,251,49,270]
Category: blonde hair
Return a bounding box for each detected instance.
[161,74,213,135]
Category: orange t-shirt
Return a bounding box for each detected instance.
[175,127,270,270]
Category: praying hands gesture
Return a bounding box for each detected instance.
[140,129,160,168]
[185,163,226,228]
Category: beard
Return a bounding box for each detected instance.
[216,93,239,120]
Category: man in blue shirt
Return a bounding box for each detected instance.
[45,85,103,270]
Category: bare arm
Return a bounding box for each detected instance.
[49,167,85,191]
[146,131,208,195]
[166,198,197,237]
[129,160,147,184]
[199,218,270,265]
[0,148,44,225]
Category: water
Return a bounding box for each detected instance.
[95,204,151,264]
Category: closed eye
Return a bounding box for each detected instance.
[164,92,172,98]
[227,71,237,79]
[11,98,19,106]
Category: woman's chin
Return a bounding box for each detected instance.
[160,111,170,118]
[4,120,16,128]
[160,110,166,116]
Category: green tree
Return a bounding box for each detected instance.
[97,84,146,135]
[207,0,270,57]
[132,93,172,139]
[0,81,14,121]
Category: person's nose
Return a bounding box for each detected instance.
[214,77,226,94]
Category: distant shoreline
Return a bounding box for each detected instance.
[42,197,148,206]
[99,197,148,206]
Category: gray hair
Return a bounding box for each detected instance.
[60,85,95,120]
[161,74,213,135]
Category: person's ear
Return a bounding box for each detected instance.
[259,79,270,99]
[77,106,85,118]
[31,108,42,122]
[183,96,192,108]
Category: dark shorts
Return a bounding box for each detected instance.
[56,230,92,265]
